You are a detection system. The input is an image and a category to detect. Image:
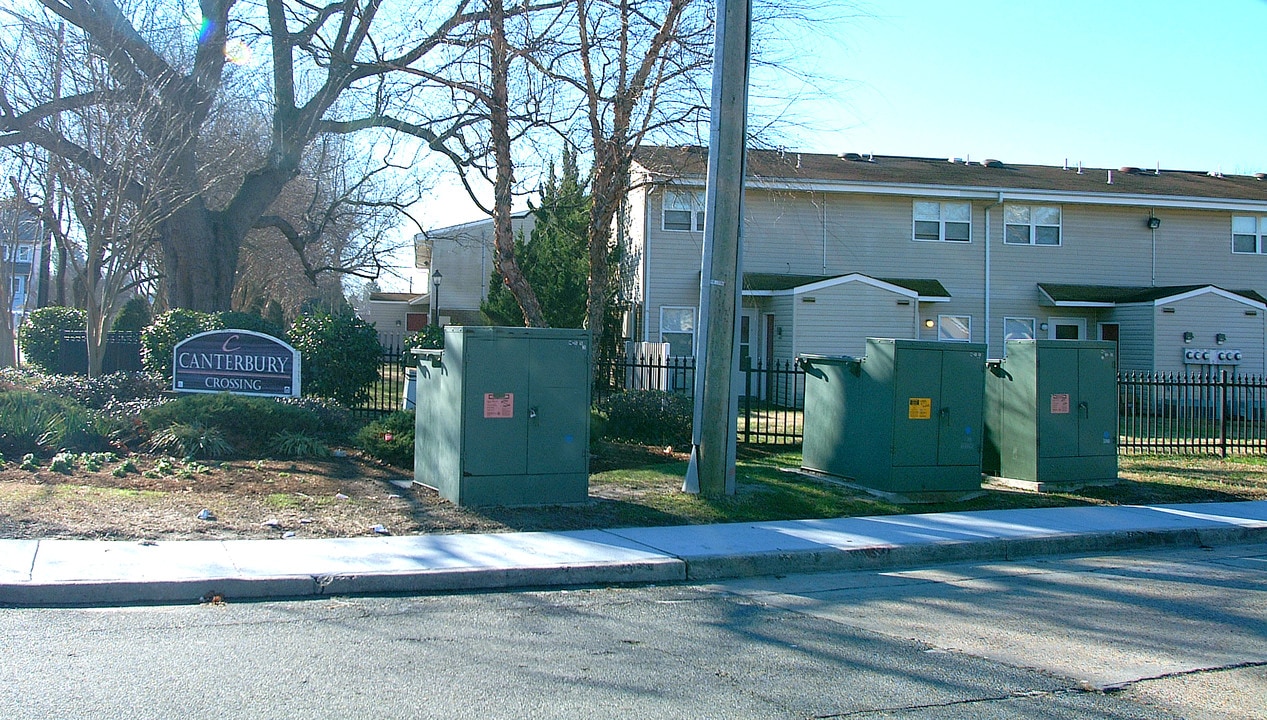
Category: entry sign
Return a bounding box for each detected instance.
[173,330,301,398]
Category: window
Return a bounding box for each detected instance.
[913,201,971,242]
[12,276,24,298]
[1003,317,1036,341]
[663,191,705,232]
[1004,204,1061,245]
[660,306,696,357]
[16,245,32,262]
[938,314,971,342]
[1232,216,1267,254]
[1047,317,1085,340]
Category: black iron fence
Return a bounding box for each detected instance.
[374,346,1267,455]
[1118,371,1267,457]
[593,352,805,446]
[57,330,143,374]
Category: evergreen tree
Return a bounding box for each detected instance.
[482,151,591,328]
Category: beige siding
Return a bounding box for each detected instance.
[1152,293,1266,374]
[1106,305,1155,371]
[425,214,534,318]
[768,295,795,360]
[789,282,918,359]
[1154,209,1267,290]
[643,187,704,343]
[635,182,1267,369]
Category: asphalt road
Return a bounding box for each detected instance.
[4,543,1265,719]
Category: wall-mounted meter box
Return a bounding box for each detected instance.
[801,338,987,495]
[413,326,591,507]
[984,340,1118,488]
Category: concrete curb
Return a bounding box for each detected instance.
[3,502,1266,607]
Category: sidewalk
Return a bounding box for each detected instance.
[3,500,1267,607]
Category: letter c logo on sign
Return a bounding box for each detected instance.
[221,334,242,353]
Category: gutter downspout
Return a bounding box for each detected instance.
[642,185,653,343]
[983,192,1004,354]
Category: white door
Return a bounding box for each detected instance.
[1048,317,1086,340]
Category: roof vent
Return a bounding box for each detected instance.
[1119,166,1142,174]
[980,159,1003,168]
[1255,173,1267,181]
[1207,170,1224,178]
[840,152,865,162]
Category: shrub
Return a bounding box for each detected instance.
[19,306,86,373]
[19,370,165,409]
[267,430,329,458]
[214,311,285,339]
[276,397,357,441]
[594,390,693,449]
[111,297,152,332]
[355,411,415,468]
[287,311,382,406]
[141,308,222,379]
[400,326,445,367]
[0,391,112,456]
[139,393,337,457]
[148,422,234,459]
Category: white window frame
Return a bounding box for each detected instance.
[16,245,32,262]
[912,201,972,243]
[1004,204,1062,246]
[659,306,697,357]
[12,275,25,298]
[1003,317,1036,342]
[938,314,972,342]
[662,191,705,233]
[1231,216,1267,254]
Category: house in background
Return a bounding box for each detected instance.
[414,210,536,327]
[357,291,429,350]
[619,146,1267,376]
[1,207,41,332]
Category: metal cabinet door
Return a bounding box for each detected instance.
[936,349,984,467]
[526,337,590,475]
[461,337,529,476]
[1035,346,1079,459]
[1078,347,1118,457]
[892,348,942,467]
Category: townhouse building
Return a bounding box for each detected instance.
[1,208,40,330]
[618,146,1267,375]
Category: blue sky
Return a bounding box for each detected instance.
[382,0,1267,288]
[796,0,1267,174]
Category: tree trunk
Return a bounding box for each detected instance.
[585,141,629,351]
[489,0,546,328]
[160,200,240,312]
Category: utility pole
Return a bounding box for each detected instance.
[683,0,750,497]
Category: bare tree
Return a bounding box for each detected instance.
[0,0,491,312]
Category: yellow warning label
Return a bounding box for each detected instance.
[908,397,932,420]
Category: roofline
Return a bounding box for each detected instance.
[742,273,951,301]
[1040,284,1267,310]
[416,209,533,238]
[634,163,1267,213]
[1146,286,1267,310]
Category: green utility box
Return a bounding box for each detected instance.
[984,340,1118,488]
[413,326,591,507]
[801,338,988,496]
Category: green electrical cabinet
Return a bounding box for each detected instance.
[413,326,591,507]
[801,338,988,495]
[983,340,1118,488]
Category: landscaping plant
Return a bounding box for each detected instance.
[287,311,382,406]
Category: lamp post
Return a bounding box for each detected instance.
[431,270,443,327]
